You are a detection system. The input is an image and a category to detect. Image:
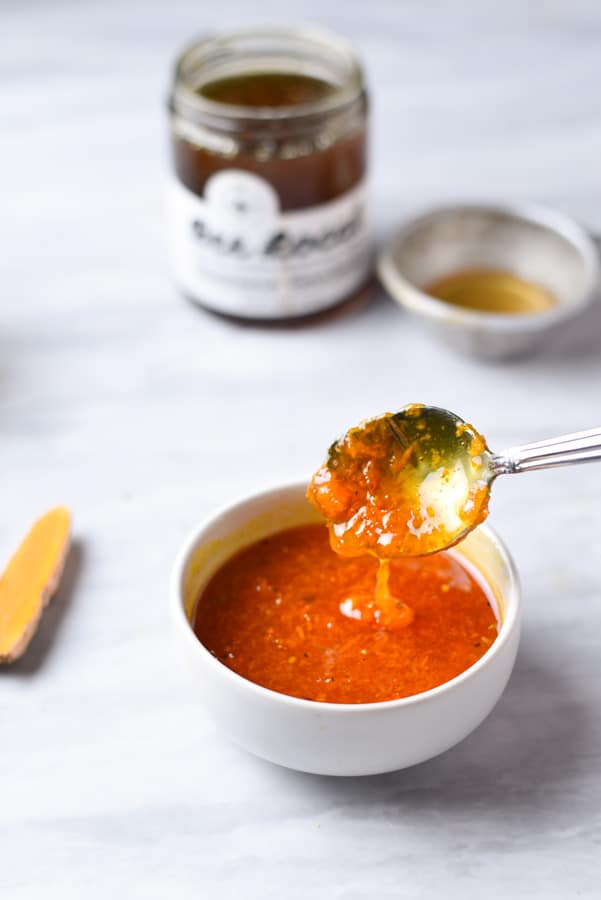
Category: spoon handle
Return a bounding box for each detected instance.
[492,427,601,475]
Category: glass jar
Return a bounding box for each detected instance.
[167,26,370,321]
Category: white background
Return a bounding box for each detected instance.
[2,1,601,897]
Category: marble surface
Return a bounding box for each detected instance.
[2,0,601,896]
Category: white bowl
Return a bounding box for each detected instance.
[377,203,600,360]
[171,482,521,776]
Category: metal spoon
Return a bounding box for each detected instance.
[489,425,601,474]
[387,405,601,553]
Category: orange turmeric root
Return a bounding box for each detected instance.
[0,507,71,663]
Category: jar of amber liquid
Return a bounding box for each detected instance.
[167,27,370,320]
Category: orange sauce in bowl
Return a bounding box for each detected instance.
[193,524,498,704]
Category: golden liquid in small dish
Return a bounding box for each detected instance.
[425,268,557,315]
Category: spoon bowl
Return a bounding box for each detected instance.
[308,403,493,558]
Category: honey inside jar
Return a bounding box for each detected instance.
[173,73,365,211]
[424,268,557,315]
[167,28,371,320]
[198,71,336,108]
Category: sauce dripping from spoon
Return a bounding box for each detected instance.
[308,404,493,627]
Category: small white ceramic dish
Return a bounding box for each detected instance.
[377,203,600,360]
[171,482,521,776]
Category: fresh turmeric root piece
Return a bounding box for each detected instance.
[0,507,71,663]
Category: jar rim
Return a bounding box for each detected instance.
[170,25,366,125]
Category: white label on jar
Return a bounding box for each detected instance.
[166,169,371,318]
